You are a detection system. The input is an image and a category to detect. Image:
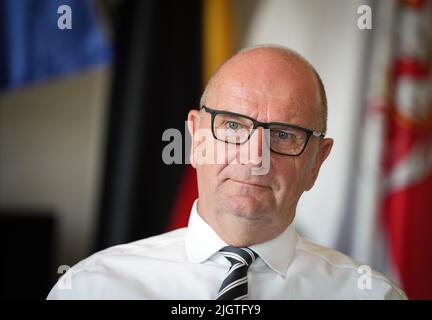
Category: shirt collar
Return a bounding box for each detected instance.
[185,199,297,277]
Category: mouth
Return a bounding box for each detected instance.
[228,178,271,189]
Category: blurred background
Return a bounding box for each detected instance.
[0,0,431,299]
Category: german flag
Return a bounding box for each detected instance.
[168,0,235,230]
[97,0,236,248]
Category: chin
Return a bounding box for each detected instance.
[222,195,270,219]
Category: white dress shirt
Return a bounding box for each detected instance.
[47,200,407,299]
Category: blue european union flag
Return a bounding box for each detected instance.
[0,0,112,90]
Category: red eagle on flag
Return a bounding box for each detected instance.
[383,0,432,299]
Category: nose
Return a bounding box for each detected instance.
[241,127,265,166]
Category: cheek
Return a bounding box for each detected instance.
[273,158,309,196]
[194,130,235,166]
[196,163,226,192]
[194,135,231,192]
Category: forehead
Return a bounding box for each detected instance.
[205,56,321,126]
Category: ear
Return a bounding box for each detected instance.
[187,109,201,168]
[304,138,333,191]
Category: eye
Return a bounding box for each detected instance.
[278,131,288,139]
[225,121,242,130]
[275,130,295,140]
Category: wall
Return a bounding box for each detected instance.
[0,67,110,268]
[237,0,371,247]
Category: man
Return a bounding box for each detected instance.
[48,45,406,299]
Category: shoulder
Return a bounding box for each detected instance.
[98,227,187,258]
[47,228,187,299]
[294,236,407,299]
[83,227,188,266]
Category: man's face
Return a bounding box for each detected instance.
[188,49,333,246]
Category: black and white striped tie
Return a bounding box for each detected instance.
[216,246,258,300]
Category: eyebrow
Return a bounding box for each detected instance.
[201,105,325,136]
[201,105,300,127]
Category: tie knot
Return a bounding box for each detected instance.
[219,246,258,267]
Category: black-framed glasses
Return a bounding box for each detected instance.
[201,105,325,156]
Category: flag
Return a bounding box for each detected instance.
[383,0,432,299]
[337,0,432,299]
[167,0,235,230]
[0,0,111,90]
[97,0,202,248]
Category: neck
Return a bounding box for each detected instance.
[197,200,294,247]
